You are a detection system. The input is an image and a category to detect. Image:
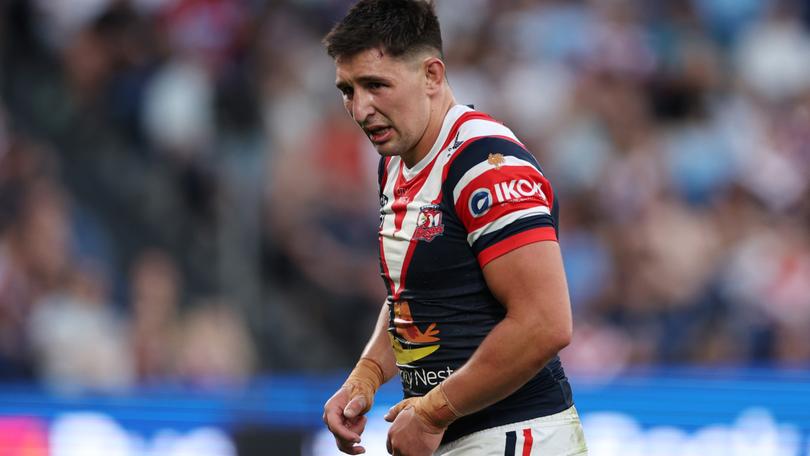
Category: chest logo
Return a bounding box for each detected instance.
[413,204,444,242]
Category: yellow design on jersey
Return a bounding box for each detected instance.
[390,334,441,366]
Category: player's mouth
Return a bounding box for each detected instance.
[366,126,393,144]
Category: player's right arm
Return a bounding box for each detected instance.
[323,301,398,454]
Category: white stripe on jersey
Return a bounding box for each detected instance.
[451,155,541,205]
[466,206,551,245]
[456,119,519,144]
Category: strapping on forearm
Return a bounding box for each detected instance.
[343,357,386,414]
[413,382,462,429]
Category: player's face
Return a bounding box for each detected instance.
[335,48,432,165]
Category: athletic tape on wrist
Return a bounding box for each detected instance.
[343,357,386,414]
[415,382,462,429]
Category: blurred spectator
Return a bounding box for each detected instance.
[175,298,256,387]
[129,248,182,383]
[142,58,214,156]
[28,258,134,393]
[0,147,63,380]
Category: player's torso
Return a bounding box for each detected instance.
[379,162,501,396]
[377,106,574,443]
[377,106,516,395]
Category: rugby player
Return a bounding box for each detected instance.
[321,1,588,455]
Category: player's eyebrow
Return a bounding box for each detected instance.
[336,75,389,90]
[355,75,389,85]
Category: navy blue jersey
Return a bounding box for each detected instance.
[377,105,573,444]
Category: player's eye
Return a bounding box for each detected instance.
[339,86,354,99]
[366,82,384,90]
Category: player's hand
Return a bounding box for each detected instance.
[323,386,371,454]
[384,399,445,456]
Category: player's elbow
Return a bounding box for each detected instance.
[516,314,572,368]
[548,323,572,352]
[530,317,572,363]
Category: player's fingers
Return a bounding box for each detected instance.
[335,436,366,455]
[343,395,368,419]
[332,424,362,445]
[346,414,368,436]
[324,388,350,425]
[325,410,362,443]
[384,398,414,422]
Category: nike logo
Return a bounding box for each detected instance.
[448,132,462,151]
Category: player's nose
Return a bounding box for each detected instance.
[352,90,376,123]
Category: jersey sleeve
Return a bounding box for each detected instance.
[443,137,558,267]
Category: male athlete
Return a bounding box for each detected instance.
[321,1,588,455]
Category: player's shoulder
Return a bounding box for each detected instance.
[444,129,543,193]
[448,111,539,168]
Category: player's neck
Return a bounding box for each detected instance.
[402,92,456,169]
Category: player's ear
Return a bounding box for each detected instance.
[424,57,445,94]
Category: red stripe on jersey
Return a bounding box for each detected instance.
[392,161,429,233]
[477,226,557,267]
[454,165,551,232]
[522,428,533,456]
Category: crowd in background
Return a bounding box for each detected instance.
[1,0,809,392]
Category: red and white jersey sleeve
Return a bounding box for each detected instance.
[443,136,558,267]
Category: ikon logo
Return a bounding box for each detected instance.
[468,179,547,218]
[469,189,492,217]
[493,179,547,203]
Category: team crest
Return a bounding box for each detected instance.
[413,204,444,242]
[487,153,505,169]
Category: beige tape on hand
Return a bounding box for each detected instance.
[343,357,386,415]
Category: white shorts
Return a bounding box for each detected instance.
[435,406,588,456]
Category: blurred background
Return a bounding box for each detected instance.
[1,0,809,454]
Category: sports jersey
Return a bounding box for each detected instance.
[378,104,574,444]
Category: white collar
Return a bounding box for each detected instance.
[401,104,473,180]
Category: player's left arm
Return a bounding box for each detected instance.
[440,239,572,413]
[385,240,572,424]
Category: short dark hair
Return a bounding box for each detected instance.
[323,0,443,60]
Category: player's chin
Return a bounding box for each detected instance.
[373,143,400,158]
